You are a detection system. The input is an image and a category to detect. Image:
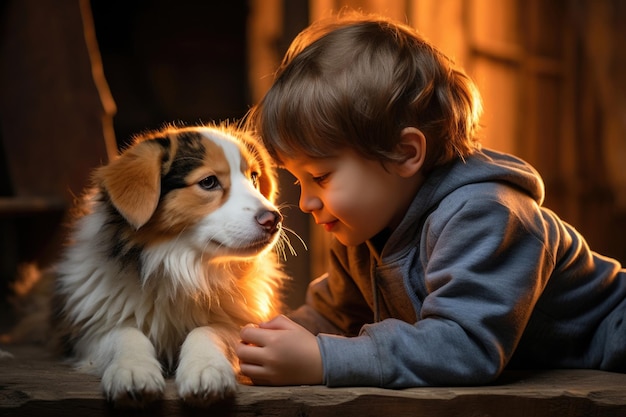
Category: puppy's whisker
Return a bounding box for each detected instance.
[283,226,307,252]
[277,202,297,209]
[273,227,306,260]
[275,238,288,261]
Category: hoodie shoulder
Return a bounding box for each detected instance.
[425,148,545,208]
[471,149,545,204]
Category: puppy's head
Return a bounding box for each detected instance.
[95,124,282,258]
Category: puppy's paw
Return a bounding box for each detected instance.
[101,356,165,407]
[176,354,238,406]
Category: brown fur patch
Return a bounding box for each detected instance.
[96,140,167,230]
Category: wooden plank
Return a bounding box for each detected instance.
[1,344,626,416]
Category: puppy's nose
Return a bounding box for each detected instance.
[256,210,282,234]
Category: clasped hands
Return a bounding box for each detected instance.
[236,315,323,385]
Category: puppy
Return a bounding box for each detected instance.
[53,124,287,407]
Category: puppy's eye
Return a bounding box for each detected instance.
[198,175,221,191]
[250,171,259,188]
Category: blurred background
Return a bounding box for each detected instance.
[1,0,625,317]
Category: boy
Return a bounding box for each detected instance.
[236,13,626,388]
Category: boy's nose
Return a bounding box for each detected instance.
[299,192,322,213]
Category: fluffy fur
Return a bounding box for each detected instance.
[52,124,287,406]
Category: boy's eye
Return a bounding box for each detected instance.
[312,173,329,184]
[291,173,329,187]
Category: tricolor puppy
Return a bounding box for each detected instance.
[54,125,286,407]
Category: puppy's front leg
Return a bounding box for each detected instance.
[87,327,165,406]
[176,326,238,405]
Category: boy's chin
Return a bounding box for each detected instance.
[333,233,368,247]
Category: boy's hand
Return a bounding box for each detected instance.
[236,315,323,386]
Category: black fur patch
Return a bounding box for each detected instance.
[98,192,142,270]
[161,132,206,197]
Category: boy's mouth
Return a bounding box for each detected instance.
[322,220,338,232]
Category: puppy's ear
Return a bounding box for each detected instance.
[96,139,169,229]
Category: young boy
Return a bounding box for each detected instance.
[236,13,626,388]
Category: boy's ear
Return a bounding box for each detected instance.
[393,127,426,177]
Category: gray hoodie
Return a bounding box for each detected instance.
[290,148,626,387]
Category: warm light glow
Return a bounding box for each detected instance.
[255,289,275,322]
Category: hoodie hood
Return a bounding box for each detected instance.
[380,148,545,260]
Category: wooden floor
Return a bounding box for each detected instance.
[2,344,626,417]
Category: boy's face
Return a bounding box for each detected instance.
[281,149,419,247]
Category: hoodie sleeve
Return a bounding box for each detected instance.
[318,187,556,387]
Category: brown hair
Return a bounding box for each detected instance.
[247,12,483,172]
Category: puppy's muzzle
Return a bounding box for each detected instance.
[256,210,283,235]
